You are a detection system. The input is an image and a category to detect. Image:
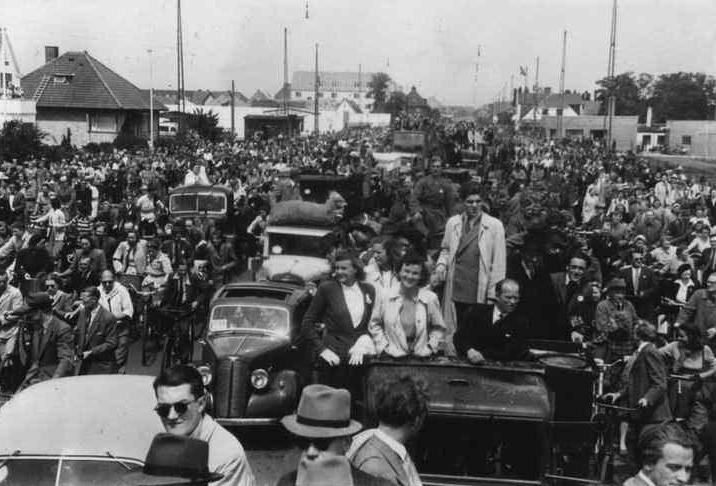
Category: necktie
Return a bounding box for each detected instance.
[107,295,113,314]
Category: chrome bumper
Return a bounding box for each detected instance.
[215,417,279,426]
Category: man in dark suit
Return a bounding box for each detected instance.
[603,321,671,467]
[542,253,589,340]
[66,257,101,295]
[454,278,530,363]
[74,286,118,375]
[619,250,659,320]
[13,292,74,389]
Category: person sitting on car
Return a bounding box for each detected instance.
[348,375,427,486]
[153,365,255,486]
[368,251,446,358]
[453,278,530,364]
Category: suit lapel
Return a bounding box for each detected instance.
[371,438,409,486]
[456,217,483,256]
[38,321,53,359]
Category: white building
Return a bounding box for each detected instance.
[290,70,389,112]
[520,93,599,121]
[0,28,36,125]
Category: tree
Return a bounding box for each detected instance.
[384,90,407,117]
[0,120,46,161]
[651,72,714,122]
[367,72,391,112]
[184,109,222,142]
[596,72,644,118]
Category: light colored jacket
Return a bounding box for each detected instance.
[369,287,446,357]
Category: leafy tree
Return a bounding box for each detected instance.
[651,72,714,122]
[367,72,392,112]
[184,109,222,142]
[596,72,644,117]
[384,90,407,117]
[0,120,46,161]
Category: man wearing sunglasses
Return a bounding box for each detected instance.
[153,365,255,486]
[277,384,393,486]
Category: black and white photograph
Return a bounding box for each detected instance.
[0,0,714,484]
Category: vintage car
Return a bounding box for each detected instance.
[258,225,333,284]
[198,280,312,426]
[0,375,164,485]
[363,353,600,485]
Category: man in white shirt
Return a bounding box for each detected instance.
[98,270,133,373]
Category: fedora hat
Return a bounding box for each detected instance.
[281,384,362,439]
[123,434,223,485]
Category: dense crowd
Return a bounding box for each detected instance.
[3,119,716,484]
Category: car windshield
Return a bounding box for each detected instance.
[0,457,143,485]
[267,232,328,259]
[170,193,226,214]
[209,304,289,334]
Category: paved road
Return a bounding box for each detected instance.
[124,338,299,486]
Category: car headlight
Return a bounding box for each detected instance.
[271,245,283,255]
[250,369,269,390]
[196,365,213,386]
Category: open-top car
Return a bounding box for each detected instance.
[258,225,333,284]
[199,280,312,426]
[0,375,163,485]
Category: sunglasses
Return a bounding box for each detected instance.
[295,437,333,451]
[154,399,198,418]
[101,280,113,285]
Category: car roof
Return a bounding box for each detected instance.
[213,281,308,306]
[0,375,163,459]
[265,226,333,237]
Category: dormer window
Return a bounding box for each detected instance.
[52,74,73,84]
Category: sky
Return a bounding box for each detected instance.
[3,0,716,106]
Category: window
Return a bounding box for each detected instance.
[682,135,692,145]
[353,93,360,98]
[331,92,337,99]
[294,91,301,97]
[89,113,117,132]
[542,109,549,115]
[318,92,324,98]
[556,108,563,116]
[53,74,71,85]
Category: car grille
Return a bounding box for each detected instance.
[213,358,249,418]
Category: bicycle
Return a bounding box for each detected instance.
[125,279,159,367]
[160,306,196,370]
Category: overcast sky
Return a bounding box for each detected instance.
[3,0,716,106]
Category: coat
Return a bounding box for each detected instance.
[349,432,414,486]
[300,280,376,362]
[369,287,446,357]
[75,305,118,374]
[437,213,506,345]
[453,303,530,361]
[51,290,74,314]
[618,342,671,424]
[544,272,585,341]
[275,466,393,486]
[17,316,75,386]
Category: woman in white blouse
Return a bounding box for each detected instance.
[369,252,446,358]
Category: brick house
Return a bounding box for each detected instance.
[21,50,164,146]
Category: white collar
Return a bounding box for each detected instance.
[492,306,504,324]
[637,341,650,354]
[638,471,657,486]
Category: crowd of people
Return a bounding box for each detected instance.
[4,118,716,483]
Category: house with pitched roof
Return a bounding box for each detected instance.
[290,70,389,112]
[21,50,165,145]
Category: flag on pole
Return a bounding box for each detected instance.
[519,65,528,77]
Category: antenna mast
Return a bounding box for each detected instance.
[314,43,319,135]
[558,30,567,138]
[606,0,618,150]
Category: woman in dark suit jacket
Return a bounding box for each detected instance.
[661,264,699,328]
[300,251,376,391]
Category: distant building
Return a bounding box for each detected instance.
[21,49,164,145]
[520,92,600,121]
[0,28,36,125]
[666,120,716,158]
[540,115,638,151]
[290,70,388,112]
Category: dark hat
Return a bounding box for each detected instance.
[606,278,627,292]
[13,292,53,315]
[281,384,362,439]
[122,434,223,485]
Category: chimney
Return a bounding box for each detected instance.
[45,46,59,64]
[646,106,653,127]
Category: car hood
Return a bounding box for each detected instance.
[262,255,331,283]
[206,332,289,361]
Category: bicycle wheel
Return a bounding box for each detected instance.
[162,335,178,370]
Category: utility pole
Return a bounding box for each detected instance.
[283,27,291,138]
[148,49,154,150]
[533,56,539,122]
[558,30,567,139]
[473,45,481,108]
[606,0,618,150]
[230,80,235,137]
[314,43,319,135]
[176,0,186,127]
